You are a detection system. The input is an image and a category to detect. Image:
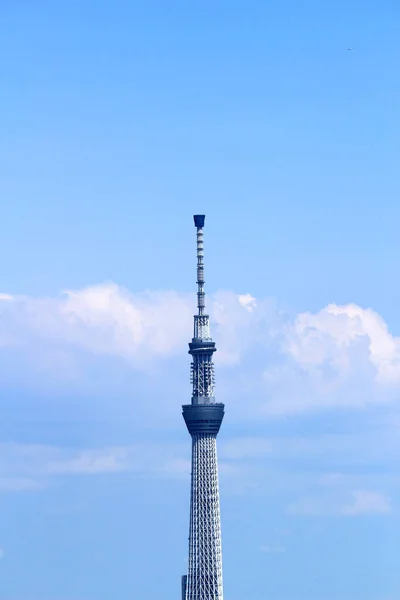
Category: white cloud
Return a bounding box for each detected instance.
[0,284,266,370]
[342,490,392,515]
[1,282,400,415]
[238,294,257,313]
[0,284,193,367]
[261,301,400,415]
[2,285,399,524]
[211,291,277,366]
[284,303,400,384]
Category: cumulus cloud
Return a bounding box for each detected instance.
[0,284,193,367]
[0,284,270,370]
[238,294,257,313]
[262,303,400,415]
[284,303,400,384]
[1,282,400,415]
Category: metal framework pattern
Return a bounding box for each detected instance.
[182,215,225,600]
[190,354,215,402]
[186,434,223,600]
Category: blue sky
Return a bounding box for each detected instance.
[1,1,399,599]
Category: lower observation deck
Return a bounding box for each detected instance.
[182,403,225,435]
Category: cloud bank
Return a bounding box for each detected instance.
[1,283,400,415]
[1,284,398,522]
[1,436,396,519]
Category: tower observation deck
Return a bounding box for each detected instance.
[181,215,224,600]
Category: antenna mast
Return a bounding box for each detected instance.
[189,215,216,404]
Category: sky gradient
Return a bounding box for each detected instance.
[1,2,400,599]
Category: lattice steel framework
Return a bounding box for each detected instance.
[182,215,225,600]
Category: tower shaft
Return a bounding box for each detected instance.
[182,215,224,600]
[186,434,223,599]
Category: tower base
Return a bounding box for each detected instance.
[181,574,187,600]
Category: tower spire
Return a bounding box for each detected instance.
[190,215,216,403]
[194,214,206,316]
[182,215,225,600]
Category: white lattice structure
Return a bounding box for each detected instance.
[182,215,225,600]
[186,434,223,600]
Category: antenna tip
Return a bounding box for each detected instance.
[193,214,205,228]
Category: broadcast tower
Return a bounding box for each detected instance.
[181,215,224,600]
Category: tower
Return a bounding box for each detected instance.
[181,215,224,600]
